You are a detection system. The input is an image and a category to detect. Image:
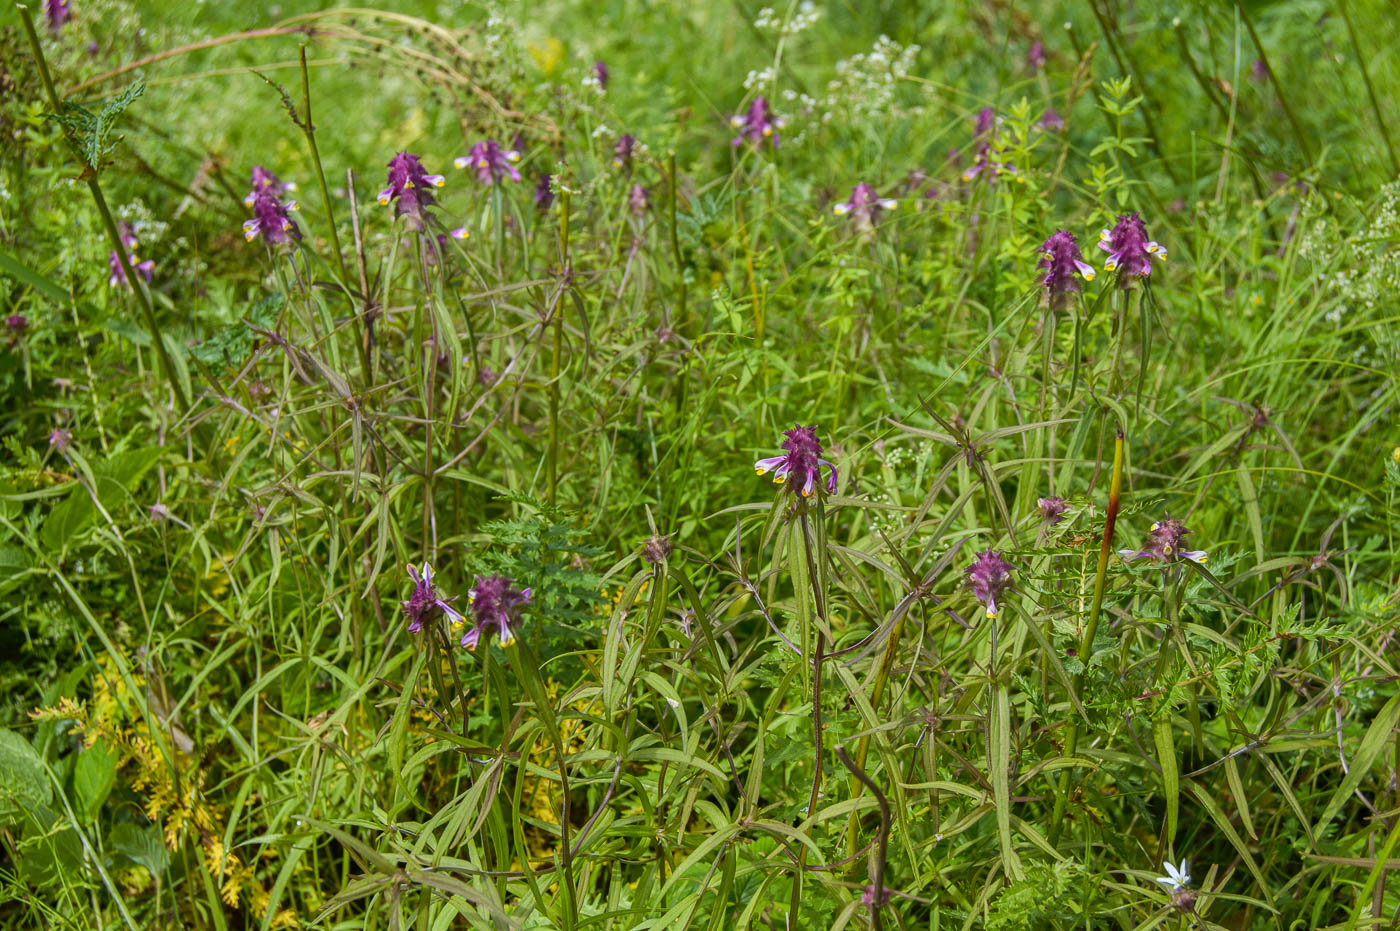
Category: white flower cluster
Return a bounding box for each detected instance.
[823,36,921,122]
[581,69,605,95]
[754,2,821,35]
[117,201,168,246]
[1307,182,1400,325]
[483,11,510,52]
[743,67,777,91]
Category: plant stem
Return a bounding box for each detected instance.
[18,3,190,415]
[1336,0,1399,176]
[1238,1,1313,169]
[668,150,687,337]
[548,190,570,506]
[510,640,577,931]
[297,46,350,286]
[1049,422,1124,845]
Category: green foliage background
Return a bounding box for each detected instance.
[1,0,1398,927]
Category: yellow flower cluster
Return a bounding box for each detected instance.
[30,656,294,925]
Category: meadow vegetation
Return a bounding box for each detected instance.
[1,0,1399,927]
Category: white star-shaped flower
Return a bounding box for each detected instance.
[1154,859,1191,893]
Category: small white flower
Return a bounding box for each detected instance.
[1154,859,1191,893]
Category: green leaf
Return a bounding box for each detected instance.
[1152,716,1178,842]
[991,683,1023,880]
[0,729,51,823]
[72,739,119,822]
[40,446,164,550]
[1313,693,1400,834]
[110,821,169,877]
[46,82,146,171]
[17,802,83,889]
[188,292,285,366]
[0,246,71,305]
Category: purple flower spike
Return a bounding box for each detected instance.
[1038,107,1065,132]
[49,427,72,450]
[612,133,637,170]
[535,173,555,210]
[1038,230,1096,307]
[108,251,154,289]
[833,183,897,229]
[1028,41,1046,70]
[402,562,465,634]
[593,60,609,90]
[461,574,532,650]
[244,165,297,207]
[861,884,892,908]
[754,424,839,498]
[46,0,70,33]
[1038,496,1069,525]
[379,152,446,228]
[1119,515,1207,564]
[243,189,301,246]
[730,96,784,148]
[965,549,1014,619]
[1098,212,1166,282]
[456,140,522,186]
[5,314,28,337]
[628,183,650,217]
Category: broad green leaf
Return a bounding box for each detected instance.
[110,821,169,877]
[72,739,119,822]
[0,729,51,823]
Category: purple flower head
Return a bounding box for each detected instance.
[974,107,997,138]
[965,549,1013,618]
[456,140,522,186]
[593,60,609,90]
[48,427,72,450]
[244,165,297,208]
[861,884,892,908]
[730,96,784,148]
[1250,59,1267,82]
[1120,515,1207,564]
[1028,41,1046,69]
[108,251,154,289]
[612,133,637,170]
[628,183,650,217]
[642,534,673,564]
[1038,107,1065,132]
[535,173,555,210]
[242,189,301,246]
[117,221,140,253]
[378,152,446,228]
[46,0,70,33]
[461,574,532,650]
[402,562,465,634]
[1038,230,1096,307]
[754,424,838,498]
[6,314,28,337]
[962,108,1013,182]
[1038,496,1069,525]
[1098,212,1166,282]
[832,182,897,228]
